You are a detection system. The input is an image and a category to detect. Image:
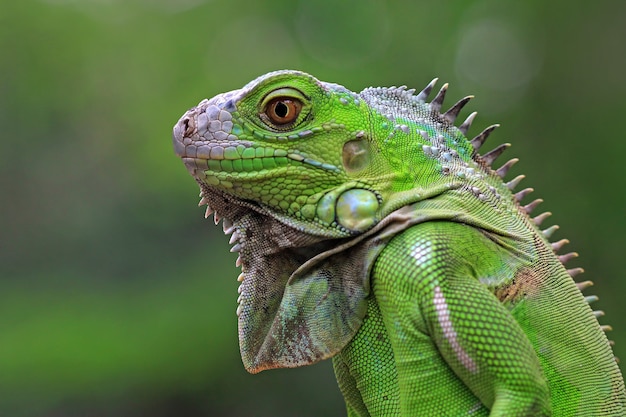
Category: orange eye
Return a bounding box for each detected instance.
[265,98,302,125]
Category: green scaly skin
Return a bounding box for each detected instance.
[173,70,626,416]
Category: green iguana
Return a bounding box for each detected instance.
[172,70,626,416]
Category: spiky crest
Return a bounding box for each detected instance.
[416,77,596,304]
[506,175,525,190]
[576,280,593,291]
[533,212,552,226]
[523,199,543,215]
[459,111,477,136]
[559,252,579,264]
[551,239,569,252]
[443,96,473,124]
[481,143,510,166]
[514,188,534,203]
[429,83,448,113]
[496,158,518,178]
[470,125,499,151]
[415,78,438,102]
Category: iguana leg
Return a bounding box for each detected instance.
[373,221,551,416]
[333,297,399,417]
[333,351,373,417]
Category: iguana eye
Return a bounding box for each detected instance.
[265,97,302,125]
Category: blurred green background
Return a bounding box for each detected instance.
[2,0,625,415]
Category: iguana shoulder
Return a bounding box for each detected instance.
[173,70,626,416]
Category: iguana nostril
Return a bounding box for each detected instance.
[182,117,195,137]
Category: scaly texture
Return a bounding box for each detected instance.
[173,70,626,416]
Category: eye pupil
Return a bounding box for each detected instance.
[274,101,289,118]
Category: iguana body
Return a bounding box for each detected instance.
[173,70,626,416]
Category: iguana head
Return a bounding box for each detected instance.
[172,70,518,373]
[175,70,393,236]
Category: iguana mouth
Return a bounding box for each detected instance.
[177,152,338,179]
